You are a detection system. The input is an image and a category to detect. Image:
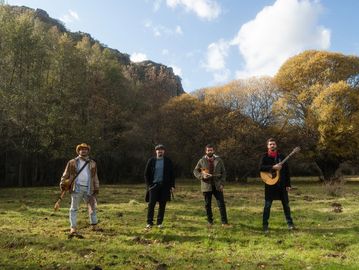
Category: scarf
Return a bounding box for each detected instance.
[267,150,278,159]
[206,156,215,174]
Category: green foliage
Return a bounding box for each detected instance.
[0,6,182,186]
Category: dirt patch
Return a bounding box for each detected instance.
[331,202,342,213]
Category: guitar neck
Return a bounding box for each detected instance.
[280,152,295,164]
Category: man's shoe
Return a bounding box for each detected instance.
[145,224,152,230]
[68,231,84,239]
[288,224,295,230]
[263,226,269,234]
[207,222,214,228]
[222,223,232,228]
[157,224,163,229]
[91,225,104,232]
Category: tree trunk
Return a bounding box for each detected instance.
[18,156,24,187]
[315,157,341,182]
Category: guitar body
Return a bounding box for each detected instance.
[260,170,280,185]
[259,146,300,185]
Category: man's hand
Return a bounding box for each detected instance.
[93,190,99,196]
[272,163,282,170]
[219,185,224,192]
[286,187,292,192]
[171,187,175,192]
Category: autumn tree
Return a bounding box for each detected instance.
[274,50,359,180]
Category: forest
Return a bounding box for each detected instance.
[1,5,359,187]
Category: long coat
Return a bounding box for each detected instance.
[259,152,291,202]
[144,156,175,202]
[193,155,226,192]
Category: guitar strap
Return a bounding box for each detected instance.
[70,158,91,187]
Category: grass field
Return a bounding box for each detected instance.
[1,178,359,270]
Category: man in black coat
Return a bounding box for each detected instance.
[144,144,175,229]
[259,138,294,233]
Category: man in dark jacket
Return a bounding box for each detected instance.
[259,138,294,233]
[144,144,175,229]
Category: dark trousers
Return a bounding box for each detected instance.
[262,199,293,227]
[147,185,167,225]
[203,186,228,224]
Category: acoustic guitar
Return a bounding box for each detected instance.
[260,147,300,185]
[200,168,221,182]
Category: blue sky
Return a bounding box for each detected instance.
[6,0,359,92]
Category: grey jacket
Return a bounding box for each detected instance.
[193,155,226,192]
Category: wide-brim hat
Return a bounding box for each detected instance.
[76,143,91,154]
[155,144,165,150]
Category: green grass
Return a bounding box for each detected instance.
[1,178,359,269]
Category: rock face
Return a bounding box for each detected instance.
[124,61,184,97]
[12,6,185,97]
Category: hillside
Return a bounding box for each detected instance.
[0,4,184,187]
[11,5,184,97]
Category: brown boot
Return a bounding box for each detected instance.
[92,224,103,232]
[68,228,84,239]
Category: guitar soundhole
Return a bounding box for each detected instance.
[271,171,277,179]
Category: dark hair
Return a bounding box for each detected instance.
[266,138,276,145]
[205,144,214,150]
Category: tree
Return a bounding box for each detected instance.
[200,77,279,128]
[274,50,359,181]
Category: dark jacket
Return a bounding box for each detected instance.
[144,156,175,202]
[259,152,291,202]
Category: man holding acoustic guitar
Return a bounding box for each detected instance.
[260,138,300,233]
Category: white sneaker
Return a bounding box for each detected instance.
[157,224,163,229]
[145,224,152,230]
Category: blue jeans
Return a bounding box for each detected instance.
[69,185,97,228]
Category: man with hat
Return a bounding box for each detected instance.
[59,143,100,237]
[144,144,175,229]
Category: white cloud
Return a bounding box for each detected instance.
[170,64,182,76]
[145,20,184,37]
[231,0,331,78]
[60,9,80,23]
[203,39,232,83]
[166,0,221,20]
[204,39,230,71]
[130,52,148,62]
[175,25,183,35]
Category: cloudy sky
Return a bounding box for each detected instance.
[6,0,359,92]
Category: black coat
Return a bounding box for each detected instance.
[259,152,291,202]
[144,156,175,202]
